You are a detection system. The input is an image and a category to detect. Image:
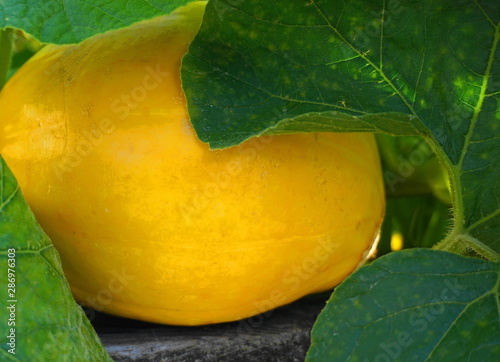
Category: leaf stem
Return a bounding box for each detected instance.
[423,136,489,259]
[423,134,464,226]
[434,232,499,262]
[427,143,496,260]
[433,228,465,255]
[0,28,14,91]
[433,21,500,260]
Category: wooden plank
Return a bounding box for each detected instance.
[92,297,327,361]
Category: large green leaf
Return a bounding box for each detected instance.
[181,0,499,254]
[307,249,500,361]
[0,0,192,44]
[0,157,112,361]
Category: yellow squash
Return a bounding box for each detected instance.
[0,2,385,325]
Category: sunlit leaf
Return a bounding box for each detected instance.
[0,156,111,360]
[0,0,192,44]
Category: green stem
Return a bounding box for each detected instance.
[433,232,467,255]
[428,135,500,261]
[424,134,464,229]
[432,22,500,261]
[0,28,14,91]
[434,232,499,262]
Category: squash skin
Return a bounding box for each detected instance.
[0,2,385,325]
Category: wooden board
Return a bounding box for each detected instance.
[92,297,328,361]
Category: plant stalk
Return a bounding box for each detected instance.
[434,232,499,262]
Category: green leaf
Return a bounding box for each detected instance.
[306,249,500,361]
[0,156,111,361]
[0,28,14,90]
[0,0,192,44]
[181,0,499,254]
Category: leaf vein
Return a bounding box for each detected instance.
[0,184,19,213]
